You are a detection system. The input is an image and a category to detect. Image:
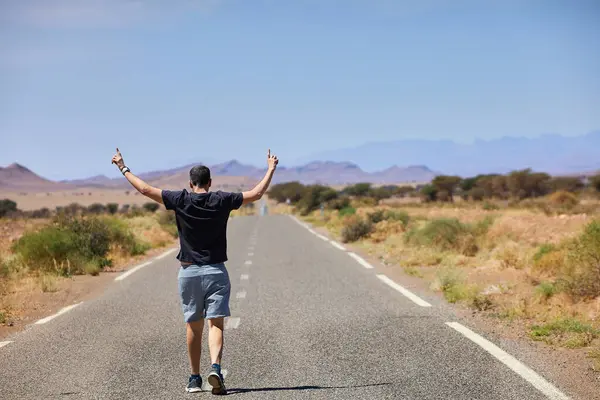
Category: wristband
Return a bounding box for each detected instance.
[120,166,131,175]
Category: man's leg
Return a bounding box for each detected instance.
[207,317,224,365]
[186,319,204,375]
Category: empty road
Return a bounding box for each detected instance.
[0,215,571,399]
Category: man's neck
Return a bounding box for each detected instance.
[191,186,209,194]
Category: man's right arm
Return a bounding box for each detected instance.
[242,150,278,205]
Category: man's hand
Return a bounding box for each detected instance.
[267,149,279,171]
[111,148,126,170]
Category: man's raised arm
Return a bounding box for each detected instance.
[242,149,279,205]
[111,148,164,205]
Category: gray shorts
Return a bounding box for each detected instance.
[178,263,231,322]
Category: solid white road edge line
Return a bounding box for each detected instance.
[0,341,13,348]
[445,322,569,400]
[330,240,346,251]
[115,261,153,281]
[35,302,83,325]
[154,248,178,260]
[348,252,374,269]
[376,275,432,307]
[236,291,247,299]
[315,233,329,241]
[225,317,241,330]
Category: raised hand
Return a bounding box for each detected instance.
[267,149,279,171]
[111,148,125,169]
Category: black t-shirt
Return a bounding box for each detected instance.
[162,189,244,265]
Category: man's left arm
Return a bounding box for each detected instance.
[111,148,164,205]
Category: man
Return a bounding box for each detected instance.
[111,148,278,394]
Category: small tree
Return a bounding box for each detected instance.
[431,175,462,201]
[547,177,584,193]
[420,184,438,202]
[106,203,119,214]
[0,199,18,217]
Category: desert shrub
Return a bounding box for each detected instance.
[158,211,178,238]
[536,281,559,301]
[339,206,357,217]
[547,191,578,209]
[106,203,119,215]
[13,227,83,274]
[433,268,477,303]
[143,202,160,213]
[340,217,373,243]
[87,203,107,214]
[57,203,85,217]
[327,196,350,210]
[367,210,385,224]
[530,318,598,348]
[120,204,130,214]
[406,218,466,251]
[31,207,51,219]
[547,177,584,193]
[563,220,600,299]
[100,217,149,256]
[0,199,18,217]
[128,205,146,217]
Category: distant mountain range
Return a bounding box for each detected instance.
[0,161,437,193]
[300,131,600,176]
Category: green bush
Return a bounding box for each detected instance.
[13,227,83,274]
[367,210,385,223]
[341,217,373,243]
[327,196,351,210]
[0,199,18,218]
[564,220,600,299]
[143,202,160,213]
[31,207,51,219]
[384,210,410,226]
[106,203,119,215]
[533,243,556,263]
[339,207,357,217]
[406,218,467,251]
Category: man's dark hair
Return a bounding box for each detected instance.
[189,165,211,187]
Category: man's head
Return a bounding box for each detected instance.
[189,165,212,192]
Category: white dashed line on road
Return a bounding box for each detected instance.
[236,291,247,299]
[248,252,254,257]
[445,322,569,400]
[0,341,13,348]
[225,317,241,330]
[330,241,346,251]
[115,261,153,281]
[245,260,253,265]
[35,302,83,325]
[248,246,254,251]
[348,252,374,269]
[240,274,249,280]
[376,275,432,307]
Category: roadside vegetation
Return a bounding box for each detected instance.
[269,169,600,370]
[0,201,178,328]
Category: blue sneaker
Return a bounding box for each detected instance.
[186,375,202,393]
[207,369,227,395]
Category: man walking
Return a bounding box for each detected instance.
[111,148,279,394]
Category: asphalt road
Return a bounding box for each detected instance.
[0,215,569,399]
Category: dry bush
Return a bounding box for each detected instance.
[340,216,373,243]
[548,191,579,209]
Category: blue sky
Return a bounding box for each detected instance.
[1,0,599,180]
